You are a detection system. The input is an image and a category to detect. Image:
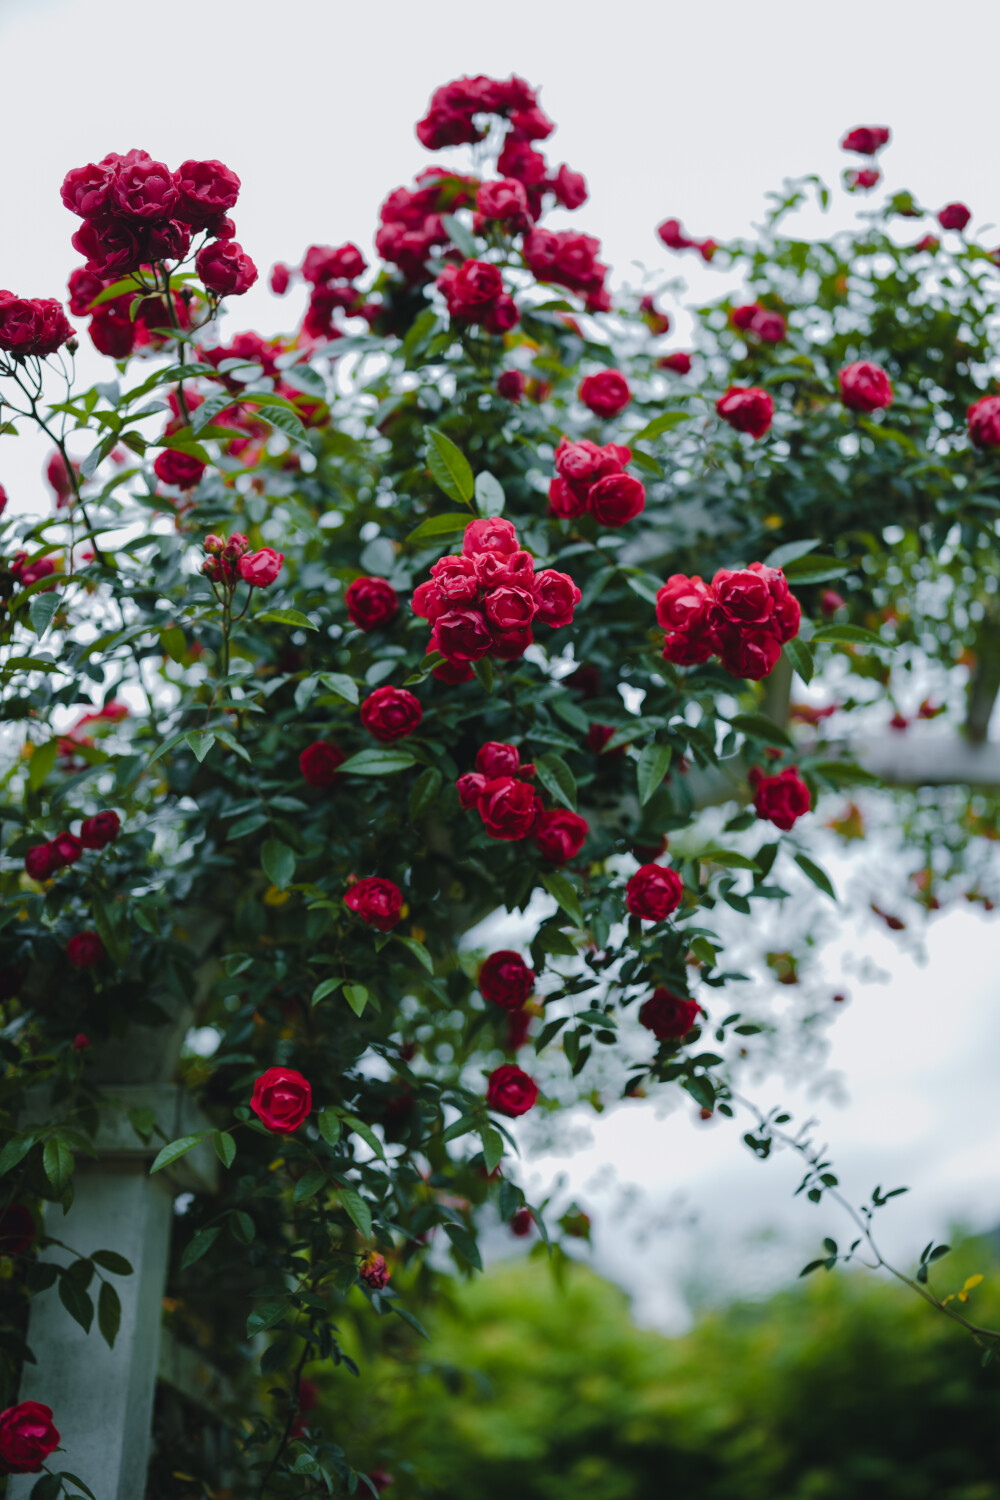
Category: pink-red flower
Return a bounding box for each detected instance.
[300,742,347,787]
[0,1401,60,1473]
[360,686,422,742]
[749,765,811,830]
[625,864,683,922]
[640,988,701,1040]
[238,548,284,588]
[251,1067,312,1132]
[578,370,631,418]
[345,576,399,631]
[716,386,774,440]
[345,877,403,930]
[479,951,535,1009]
[486,1064,539,1117]
[839,361,893,412]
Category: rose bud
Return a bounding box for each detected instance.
[476,742,520,777]
[203,534,225,554]
[479,950,535,1009]
[251,1066,312,1132]
[345,576,399,631]
[79,810,121,850]
[657,351,692,374]
[625,863,683,922]
[639,987,701,1041]
[497,369,526,402]
[511,1207,534,1237]
[938,202,971,232]
[0,1205,36,1257]
[457,771,489,808]
[154,450,205,490]
[360,685,422,742]
[838,361,893,412]
[749,765,811,831]
[24,843,57,881]
[299,741,347,787]
[71,1033,91,1051]
[52,832,83,867]
[462,517,519,559]
[485,1063,539,1118]
[344,877,404,931]
[534,809,589,864]
[846,168,880,191]
[269,262,291,295]
[587,473,646,528]
[66,932,105,968]
[0,1401,61,1474]
[578,369,632,418]
[840,126,890,155]
[359,1251,390,1289]
[477,778,541,840]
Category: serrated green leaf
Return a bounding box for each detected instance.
[339,1188,372,1238]
[213,1132,236,1169]
[636,742,672,806]
[338,748,416,776]
[256,609,318,632]
[149,1133,210,1175]
[318,1110,342,1145]
[261,838,295,891]
[425,426,475,504]
[317,670,359,704]
[406,513,471,544]
[540,870,583,927]
[534,751,576,811]
[795,852,837,900]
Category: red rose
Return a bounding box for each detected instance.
[238,548,284,588]
[478,179,529,220]
[440,259,504,319]
[483,293,520,334]
[24,844,57,881]
[625,863,683,922]
[270,263,291,295]
[840,126,890,155]
[486,1064,539,1117]
[846,168,881,192]
[0,1205,35,1256]
[52,832,83,867]
[71,1033,90,1051]
[154,449,205,490]
[360,686,422,742]
[175,159,241,225]
[658,351,692,374]
[490,626,533,660]
[716,623,783,680]
[554,164,588,209]
[434,609,493,663]
[578,370,631,418]
[251,1066,312,1133]
[462,517,518,559]
[79,810,120,850]
[483,584,537,631]
[711,567,774,626]
[588,473,645,527]
[640,987,701,1040]
[839,361,893,412]
[457,771,489,808]
[300,741,346,787]
[534,809,588,863]
[548,474,588,519]
[731,303,760,331]
[477,777,540,840]
[479,950,535,1009]
[474,549,534,588]
[431,652,474,685]
[506,1007,532,1051]
[345,576,399,631]
[301,243,367,283]
[476,742,520,777]
[430,554,479,603]
[968,395,1000,449]
[345,876,403,930]
[661,625,716,666]
[110,157,179,221]
[88,308,135,358]
[656,574,712,632]
[511,1206,534,1236]
[0,1401,60,1473]
[66,932,105,968]
[0,296,74,358]
[938,202,971,232]
[359,1251,390,1289]
[62,161,116,217]
[715,386,774,439]
[656,218,696,250]
[497,370,526,402]
[195,240,258,296]
[750,308,786,343]
[749,765,811,830]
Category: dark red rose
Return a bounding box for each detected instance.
[345,576,399,631]
[154,449,205,489]
[0,1205,35,1256]
[474,549,534,589]
[480,950,535,1009]
[588,473,645,527]
[345,877,403,930]
[711,567,775,626]
[968,395,1000,449]
[360,686,422,743]
[79,810,120,850]
[913,234,940,253]
[67,266,105,315]
[490,626,533,659]
[938,202,971,232]
[483,293,520,334]
[840,126,890,155]
[88,308,136,358]
[71,214,144,276]
[625,863,683,922]
[506,1007,532,1052]
[483,584,537,632]
[587,723,624,755]
[839,360,893,411]
[731,303,760,331]
[656,574,711,632]
[523,227,607,297]
[270,262,291,295]
[534,809,588,864]
[71,1033,90,1051]
[0,1401,60,1473]
[497,370,526,402]
[462,517,519,558]
[658,351,692,374]
[300,741,347,787]
[639,987,701,1040]
[846,168,880,192]
[359,1251,390,1289]
[716,386,774,439]
[511,1207,534,1236]
[0,295,73,358]
[301,243,367,283]
[431,652,474,685]
[478,179,529,220]
[66,932,105,968]
[553,164,588,209]
[434,608,493,663]
[175,159,241,225]
[238,548,284,588]
[110,157,178,221]
[24,844,57,881]
[477,777,540,840]
[476,742,520,778]
[439,258,504,320]
[195,240,258,296]
[486,1064,539,1117]
[430,554,479,603]
[251,1066,312,1132]
[457,771,489,808]
[578,369,631,418]
[750,308,786,343]
[661,624,716,666]
[716,623,783,680]
[61,161,115,217]
[548,474,588,519]
[52,832,83,867]
[749,765,811,830]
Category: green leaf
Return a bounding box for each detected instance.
[294,1169,327,1203]
[343,983,370,1017]
[29,1474,62,1500]
[28,739,58,791]
[424,426,475,505]
[185,730,215,765]
[246,1299,288,1338]
[261,838,295,891]
[339,1188,372,1238]
[730,713,794,748]
[256,609,318,632]
[60,1475,98,1500]
[43,1136,74,1193]
[783,637,814,685]
[699,848,761,870]
[180,1226,221,1269]
[811,623,886,647]
[58,1273,94,1333]
[29,594,60,639]
[475,471,506,517]
[763,538,820,568]
[481,1126,504,1174]
[318,1110,342,1145]
[443,1221,483,1270]
[338,748,416,776]
[90,1249,133,1276]
[534,752,577,811]
[317,671,360,704]
[312,977,343,1006]
[343,1114,386,1161]
[0,1134,36,1177]
[392,1303,431,1340]
[795,853,837,900]
[149,1133,210,1175]
[395,934,434,973]
[540,870,584,928]
[636,742,672,806]
[98,1280,121,1348]
[630,410,688,442]
[440,212,479,260]
[406,513,471,545]
[473,655,494,694]
[409,765,443,821]
[213,1132,236,1169]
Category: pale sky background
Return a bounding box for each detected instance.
[3,0,999,1327]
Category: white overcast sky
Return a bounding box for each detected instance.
[2,0,999,1319]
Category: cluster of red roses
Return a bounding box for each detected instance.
[270,241,376,343]
[457,741,589,863]
[748,765,812,831]
[547,435,646,526]
[199,531,285,588]
[412,517,580,677]
[24,810,120,882]
[731,302,786,344]
[436,258,518,332]
[68,268,190,359]
[712,359,894,444]
[655,564,801,681]
[376,168,477,281]
[0,293,74,361]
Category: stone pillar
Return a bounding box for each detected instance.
[9,1084,216,1500]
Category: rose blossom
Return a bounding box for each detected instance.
[175,159,241,224]
[457,771,488,808]
[251,1066,312,1132]
[656,574,711,632]
[588,473,646,527]
[578,370,631,418]
[497,370,526,402]
[344,877,403,930]
[938,202,971,232]
[300,741,347,787]
[716,624,783,680]
[483,584,537,632]
[66,932,105,968]
[968,395,1000,449]
[434,609,492,662]
[79,810,120,850]
[478,179,529,220]
[24,844,57,881]
[486,1064,539,1117]
[476,742,521,777]
[534,809,589,863]
[462,517,518,558]
[715,386,774,439]
[477,777,540,840]
[840,126,890,155]
[749,765,811,830]
[532,570,581,627]
[838,361,893,412]
[479,950,535,1009]
[360,686,422,742]
[238,548,284,588]
[639,987,701,1040]
[195,240,258,296]
[625,863,683,922]
[0,1402,60,1473]
[345,576,399,631]
[658,351,692,374]
[711,567,775,627]
[52,832,83,866]
[154,450,205,490]
[359,1251,390,1289]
